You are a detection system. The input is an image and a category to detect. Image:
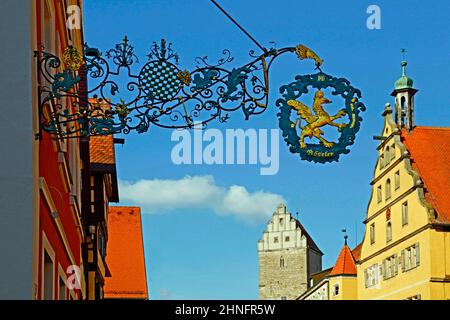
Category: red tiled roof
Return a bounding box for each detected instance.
[351,243,362,262]
[90,134,116,168]
[329,244,357,276]
[401,127,450,223]
[104,206,148,299]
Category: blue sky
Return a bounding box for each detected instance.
[83,0,450,299]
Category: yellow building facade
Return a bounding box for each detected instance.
[299,60,450,300]
[357,61,450,300]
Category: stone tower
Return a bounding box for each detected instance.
[258,203,323,300]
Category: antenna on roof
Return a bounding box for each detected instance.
[296,211,299,221]
[342,228,348,245]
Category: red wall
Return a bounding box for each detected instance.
[36,0,82,300]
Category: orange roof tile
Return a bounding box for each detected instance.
[89,134,116,168]
[104,206,148,299]
[351,243,362,262]
[329,244,357,276]
[401,127,450,223]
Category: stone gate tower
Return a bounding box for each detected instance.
[258,203,323,300]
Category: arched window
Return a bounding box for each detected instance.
[401,96,406,112]
[385,179,392,200]
[377,185,382,203]
[380,153,385,169]
[386,222,392,242]
[391,144,396,161]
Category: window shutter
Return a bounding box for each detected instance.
[401,250,405,272]
[394,255,398,275]
[380,260,385,280]
[374,265,379,284]
[415,243,420,266]
[364,269,368,287]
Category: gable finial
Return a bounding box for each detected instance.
[342,228,348,245]
[400,48,408,76]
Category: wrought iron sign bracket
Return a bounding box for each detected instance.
[34,37,366,163]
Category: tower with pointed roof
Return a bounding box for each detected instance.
[258,203,322,300]
[298,234,359,300]
[301,53,450,300]
[391,55,418,131]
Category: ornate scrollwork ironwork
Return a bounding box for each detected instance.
[34,36,325,139]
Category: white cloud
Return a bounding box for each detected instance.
[119,175,285,224]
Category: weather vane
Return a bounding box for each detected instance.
[34,0,366,163]
[342,229,348,245]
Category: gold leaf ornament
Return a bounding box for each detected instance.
[177,70,191,86]
[63,46,84,71]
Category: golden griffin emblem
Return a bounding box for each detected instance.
[287,90,347,148]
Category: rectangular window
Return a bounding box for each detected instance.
[402,202,408,226]
[274,237,279,244]
[395,171,400,190]
[382,254,398,280]
[401,243,420,272]
[377,186,382,203]
[285,236,290,242]
[43,251,54,300]
[59,276,66,300]
[333,284,339,296]
[365,264,379,288]
[370,223,375,245]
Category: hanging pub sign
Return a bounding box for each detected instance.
[34,36,366,163]
[277,67,366,163]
